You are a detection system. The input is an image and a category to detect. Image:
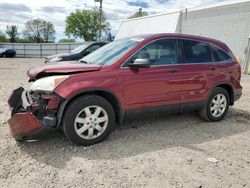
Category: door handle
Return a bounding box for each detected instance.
[167,69,179,73]
[209,67,216,71]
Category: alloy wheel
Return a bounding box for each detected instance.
[210,94,227,117]
[74,105,109,140]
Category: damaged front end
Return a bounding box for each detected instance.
[7,61,102,141]
[8,87,63,140]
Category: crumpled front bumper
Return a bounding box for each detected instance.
[8,112,43,139]
[7,87,60,139]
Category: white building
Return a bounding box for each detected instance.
[116,0,250,72]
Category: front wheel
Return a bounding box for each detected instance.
[199,87,230,122]
[62,95,115,146]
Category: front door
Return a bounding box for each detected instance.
[120,39,182,110]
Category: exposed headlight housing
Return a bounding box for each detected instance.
[51,57,63,62]
[30,75,69,92]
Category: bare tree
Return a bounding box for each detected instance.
[23,19,55,43]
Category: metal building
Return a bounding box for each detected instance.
[116,0,250,73]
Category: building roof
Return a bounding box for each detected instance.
[188,0,250,12]
[120,0,250,22]
[115,12,180,40]
[115,0,250,40]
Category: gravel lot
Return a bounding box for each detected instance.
[0,58,250,188]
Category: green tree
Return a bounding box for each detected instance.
[0,31,8,42]
[23,19,56,43]
[65,9,109,41]
[128,8,148,19]
[6,25,20,43]
[58,38,76,43]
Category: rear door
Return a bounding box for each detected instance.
[178,39,215,104]
[120,38,182,110]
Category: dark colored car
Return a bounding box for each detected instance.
[0,48,16,57]
[8,33,242,146]
[45,42,107,63]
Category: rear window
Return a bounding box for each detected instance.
[182,40,212,63]
[212,46,231,62]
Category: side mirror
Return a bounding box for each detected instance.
[128,58,150,68]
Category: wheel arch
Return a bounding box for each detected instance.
[210,83,234,105]
[56,89,124,128]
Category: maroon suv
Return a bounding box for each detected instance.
[8,34,242,146]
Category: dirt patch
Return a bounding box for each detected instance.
[0,58,250,188]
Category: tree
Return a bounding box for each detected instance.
[58,38,76,43]
[0,31,8,42]
[6,25,20,43]
[128,8,148,19]
[23,19,56,43]
[41,21,56,43]
[65,9,109,41]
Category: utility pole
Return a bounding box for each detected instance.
[244,33,250,74]
[94,0,103,41]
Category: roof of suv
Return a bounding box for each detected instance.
[129,33,230,52]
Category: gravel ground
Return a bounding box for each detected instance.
[0,58,250,188]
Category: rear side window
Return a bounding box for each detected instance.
[211,46,231,62]
[181,40,212,63]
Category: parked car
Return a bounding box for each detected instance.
[44,42,107,63]
[8,33,242,146]
[0,48,16,57]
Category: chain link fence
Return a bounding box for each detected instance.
[0,43,83,58]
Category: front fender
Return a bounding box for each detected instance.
[54,87,125,128]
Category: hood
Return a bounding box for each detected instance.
[0,48,6,53]
[27,61,101,81]
[46,52,76,59]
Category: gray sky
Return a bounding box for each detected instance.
[0,0,225,40]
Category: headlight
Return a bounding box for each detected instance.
[30,75,69,92]
[51,57,63,62]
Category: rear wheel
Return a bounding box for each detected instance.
[199,87,230,122]
[62,95,115,146]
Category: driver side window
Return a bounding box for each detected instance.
[126,39,177,66]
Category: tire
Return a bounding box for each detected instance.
[199,87,230,122]
[62,95,115,146]
[15,136,25,142]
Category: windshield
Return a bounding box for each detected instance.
[80,38,141,65]
[71,43,90,53]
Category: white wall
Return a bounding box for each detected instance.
[179,1,250,65]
